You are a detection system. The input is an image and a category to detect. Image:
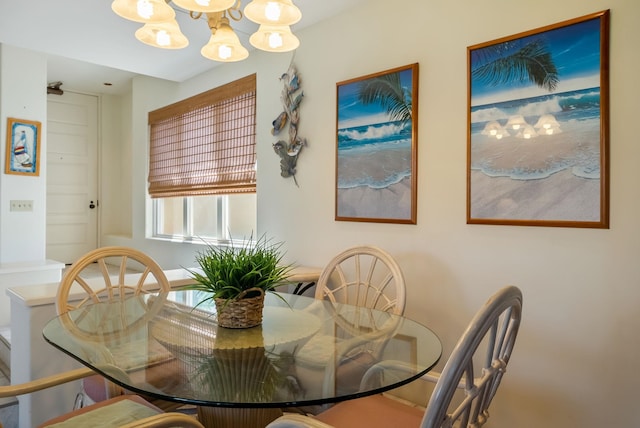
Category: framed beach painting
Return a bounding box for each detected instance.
[467,10,609,228]
[5,117,42,176]
[335,63,418,224]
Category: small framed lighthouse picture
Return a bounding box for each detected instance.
[5,117,41,176]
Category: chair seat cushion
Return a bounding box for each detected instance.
[82,374,118,403]
[315,394,424,428]
[38,395,162,427]
[84,357,185,410]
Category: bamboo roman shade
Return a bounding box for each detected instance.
[148,74,257,198]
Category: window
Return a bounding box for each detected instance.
[148,75,257,243]
[153,194,256,242]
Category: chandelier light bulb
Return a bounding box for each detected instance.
[250,24,299,52]
[137,0,153,19]
[201,16,249,62]
[135,19,189,49]
[172,0,235,13]
[244,0,301,26]
[112,0,175,23]
[156,30,170,46]
[265,2,281,21]
[269,32,283,48]
[218,44,232,59]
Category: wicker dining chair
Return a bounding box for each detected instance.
[0,372,204,428]
[268,285,523,428]
[56,246,181,411]
[314,245,406,315]
[284,246,407,414]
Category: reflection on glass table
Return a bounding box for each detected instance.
[43,291,441,428]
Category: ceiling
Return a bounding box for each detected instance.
[0,0,365,95]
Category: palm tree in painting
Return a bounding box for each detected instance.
[472,39,559,92]
[357,72,412,122]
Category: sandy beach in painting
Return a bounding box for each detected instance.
[337,176,412,220]
[470,169,600,221]
[470,118,601,221]
[336,127,413,221]
[470,85,603,222]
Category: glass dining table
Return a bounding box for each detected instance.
[42,290,442,428]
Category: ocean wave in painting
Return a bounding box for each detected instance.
[337,120,412,189]
[470,87,601,181]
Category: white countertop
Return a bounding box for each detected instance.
[7,266,321,308]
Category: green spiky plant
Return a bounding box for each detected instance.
[185,234,293,309]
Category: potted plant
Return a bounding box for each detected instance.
[185,234,293,328]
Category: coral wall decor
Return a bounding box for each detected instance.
[272,62,306,186]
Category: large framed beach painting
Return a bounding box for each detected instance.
[336,63,418,224]
[467,10,609,228]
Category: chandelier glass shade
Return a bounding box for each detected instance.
[111,0,301,62]
[244,0,301,26]
[201,15,249,61]
[112,0,176,23]
[135,19,189,48]
[249,24,299,51]
[171,0,236,13]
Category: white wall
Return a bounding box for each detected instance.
[0,45,48,263]
[95,0,640,426]
[100,91,132,238]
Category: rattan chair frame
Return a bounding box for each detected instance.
[57,246,171,314]
[267,286,523,428]
[315,245,406,315]
[422,285,522,427]
[55,246,177,409]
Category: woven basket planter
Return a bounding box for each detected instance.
[215,287,265,329]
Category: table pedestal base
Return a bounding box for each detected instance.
[197,407,283,428]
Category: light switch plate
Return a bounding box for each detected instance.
[10,200,33,212]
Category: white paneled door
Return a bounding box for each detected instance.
[46,92,98,264]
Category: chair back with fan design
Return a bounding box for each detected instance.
[315,245,406,315]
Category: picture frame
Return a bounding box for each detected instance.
[335,63,418,224]
[5,117,42,176]
[467,10,610,228]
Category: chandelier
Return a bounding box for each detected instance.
[111,0,301,62]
